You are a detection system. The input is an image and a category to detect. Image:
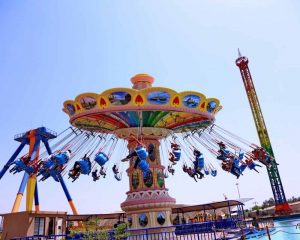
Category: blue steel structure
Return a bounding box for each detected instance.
[0,127,79,214]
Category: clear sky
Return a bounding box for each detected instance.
[0,0,300,214]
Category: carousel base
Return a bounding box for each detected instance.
[121,189,176,231]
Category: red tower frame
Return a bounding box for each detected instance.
[236,50,291,214]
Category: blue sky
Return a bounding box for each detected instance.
[0,0,300,214]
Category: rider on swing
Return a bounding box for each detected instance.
[69,153,90,181]
[217,142,230,161]
[91,169,100,181]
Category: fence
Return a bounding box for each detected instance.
[10,219,300,240]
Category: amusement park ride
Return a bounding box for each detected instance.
[236,50,291,214]
[0,52,290,231]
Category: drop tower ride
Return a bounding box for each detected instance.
[236,50,291,214]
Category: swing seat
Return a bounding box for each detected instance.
[135,146,148,160]
[53,153,69,165]
[114,173,122,181]
[77,160,91,175]
[196,156,205,169]
[238,152,244,160]
[217,155,226,161]
[265,156,272,164]
[233,158,240,167]
[42,159,54,169]
[204,169,210,175]
[94,152,109,166]
[239,164,247,172]
[211,170,217,177]
[218,149,230,159]
[137,159,150,174]
[172,149,181,161]
[15,159,27,171]
[248,162,256,170]
[231,165,241,175]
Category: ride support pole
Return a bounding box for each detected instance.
[241,227,245,240]
[26,174,37,211]
[11,172,29,212]
[57,174,78,215]
[26,132,40,211]
[266,226,271,240]
[34,182,40,212]
[0,139,27,180]
[42,138,52,155]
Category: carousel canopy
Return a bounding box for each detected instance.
[63,74,222,137]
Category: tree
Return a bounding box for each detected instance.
[70,217,108,240]
[261,198,275,209]
[114,223,129,240]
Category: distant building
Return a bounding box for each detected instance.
[1,211,67,240]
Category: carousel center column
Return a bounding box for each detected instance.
[117,128,176,232]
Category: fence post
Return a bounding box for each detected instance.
[266,226,271,240]
[145,229,148,240]
[212,224,216,240]
[241,227,245,240]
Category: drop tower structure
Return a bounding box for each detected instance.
[235,50,291,214]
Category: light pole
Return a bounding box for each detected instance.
[236,182,241,199]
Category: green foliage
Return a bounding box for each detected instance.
[251,205,261,211]
[287,196,300,203]
[69,219,130,240]
[85,217,100,232]
[114,223,129,240]
[261,198,275,209]
[69,217,109,240]
[82,230,108,240]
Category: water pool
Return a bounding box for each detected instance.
[259,217,300,240]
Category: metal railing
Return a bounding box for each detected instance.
[12,218,300,240]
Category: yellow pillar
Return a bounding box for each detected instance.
[26,175,36,211]
[11,193,23,213]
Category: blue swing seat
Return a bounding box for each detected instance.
[77,160,91,175]
[135,146,148,160]
[239,164,247,172]
[13,160,27,172]
[248,162,256,170]
[42,159,55,169]
[137,159,150,175]
[172,149,181,161]
[94,152,109,166]
[211,169,217,177]
[53,152,69,165]
[114,173,122,181]
[195,155,205,169]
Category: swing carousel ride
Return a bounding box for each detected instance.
[0,74,275,229]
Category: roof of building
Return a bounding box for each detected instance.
[65,200,246,221]
[172,200,245,214]
[67,212,126,221]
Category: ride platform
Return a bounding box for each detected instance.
[14,127,57,143]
